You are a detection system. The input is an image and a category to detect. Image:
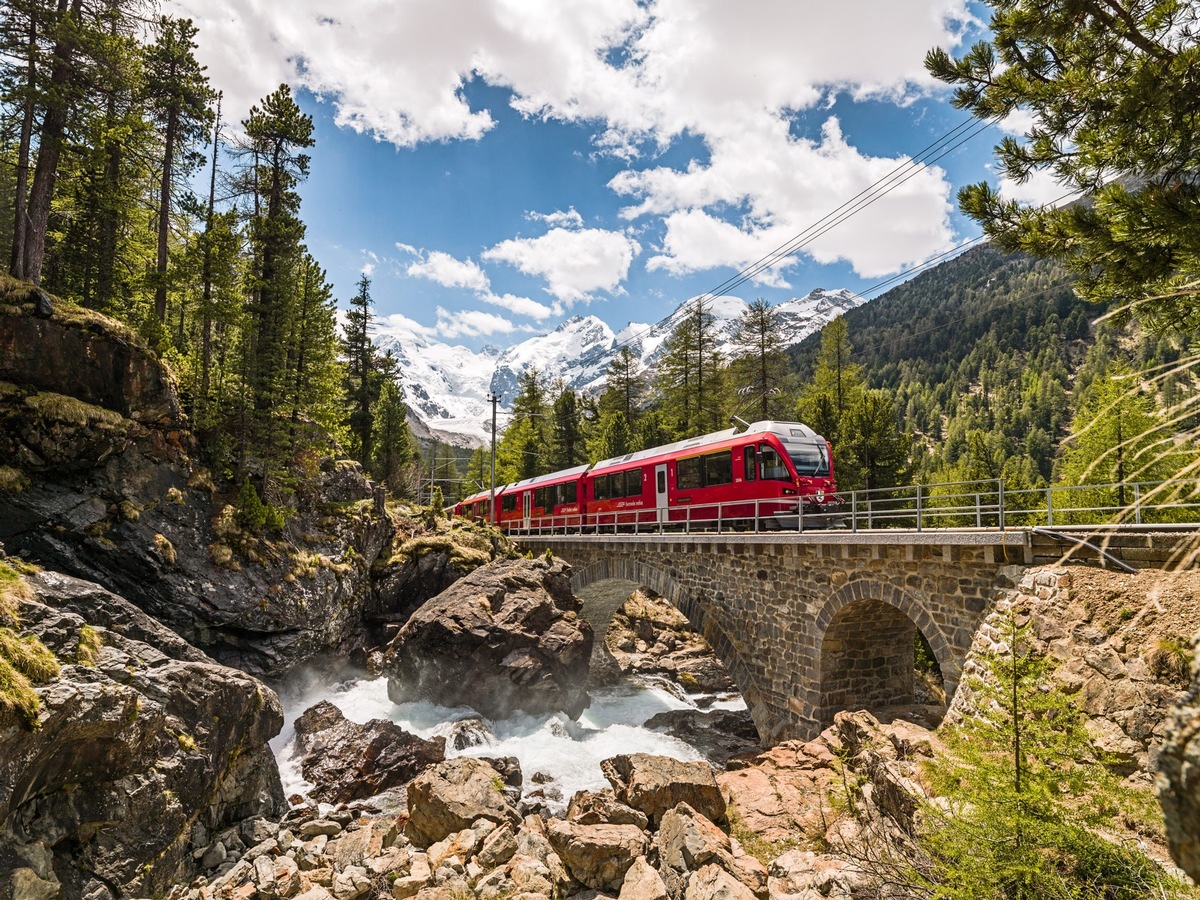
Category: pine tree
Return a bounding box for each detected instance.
[926,0,1200,331]
[143,16,214,325]
[549,384,585,471]
[371,362,414,496]
[916,608,1170,898]
[729,298,789,421]
[590,410,631,461]
[343,273,376,466]
[797,317,864,446]
[599,345,643,424]
[841,390,911,491]
[657,298,726,438]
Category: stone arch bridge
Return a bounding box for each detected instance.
[515,531,1031,742]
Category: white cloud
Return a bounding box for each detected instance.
[631,117,955,280]
[998,167,1073,207]
[407,250,491,292]
[481,292,556,320]
[998,108,1038,137]
[168,0,974,279]
[528,208,585,229]
[483,227,641,304]
[434,307,520,339]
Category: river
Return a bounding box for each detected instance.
[272,671,746,813]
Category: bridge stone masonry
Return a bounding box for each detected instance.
[515,531,1032,742]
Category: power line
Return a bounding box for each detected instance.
[604,115,1000,359]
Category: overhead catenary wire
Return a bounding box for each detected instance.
[602,115,1002,360]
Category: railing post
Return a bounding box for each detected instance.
[916,485,923,532]
[717,502,723,534]
[798,500,804,533]
[998,478,1005,531]
[975,492,981,528]
[1047,487,1054,527]
[686,507,691,535]
[754,500,760,534]
[1134,482,1142,525]
[851,491,857,533]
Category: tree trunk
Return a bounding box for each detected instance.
[155,102,178,323]
[21,0,83,285]
[9,4,37,278]
[199,93,221,423]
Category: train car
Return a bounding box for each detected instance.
[493,465,589,532]
[454,419,840,533]
[583,420,839,530]
[455,489,493,521]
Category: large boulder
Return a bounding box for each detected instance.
[384,556,592,718]
[654,802,737,900]
[405,757,522,848]
[292,700,445,804]
[0,568,284,898]
[546,818,648,890]
[601,753,726,827]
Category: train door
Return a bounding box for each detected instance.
[655,463,668,524]
[522,491,531,531]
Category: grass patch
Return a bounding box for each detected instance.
[0,466,28,493]
[1149,638,1194,685]
[24,391,126,429]
[387,533,492,570]
[0,625,60,729]
[177,732,197,752]
[77,625,102,666]
[0,560,34,626]
[153,533,176,565]
[727,807,800,866]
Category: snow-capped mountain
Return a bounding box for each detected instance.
[378,288,864,447]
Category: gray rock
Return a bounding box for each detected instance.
[405,757,522,848]
[601,754,726,826]
[547,818,648,890]
[384,557,592,719]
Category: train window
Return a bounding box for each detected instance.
[788,444,829,476]
[657,470,666,494]
[534,487,548,509]
[759,445,790,481]
[677,456,702,490]
[558,481,577,505]
[595,474,610,501]
[624,468,642,497]
[704,450,733,486]
[743,446,756,481]
[501,494,517,512]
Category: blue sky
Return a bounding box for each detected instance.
[167,0,1058,351]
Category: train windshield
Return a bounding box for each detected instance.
[788,442,829,477]
[759,441,829,480]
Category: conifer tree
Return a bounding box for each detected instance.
[590,410,631,461]
[657,298,726,438]
[730,298,789,421]
[926,0,1200,331]
[343,273,376,466]
[599,345,643,424]
[549,384,585,471]
[371,358,414,496]
[797,317,864,446]
[840,390,911,491]
[143,16,214,325]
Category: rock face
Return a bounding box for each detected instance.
[0,299,392,676]
[384,556,592,718]
[292,700,445,805]
[1159,643,1200,880]
[601,754,726,827]
[0,569,284,898]
[405,757,523,848]
[606,590,737,695]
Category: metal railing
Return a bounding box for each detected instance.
[499,477,1200,536]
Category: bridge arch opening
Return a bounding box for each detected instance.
[815,581,956,728]
[570,562,766,741]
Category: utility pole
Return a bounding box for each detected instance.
[488,392,499,525]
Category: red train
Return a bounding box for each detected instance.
[453,419,842,532]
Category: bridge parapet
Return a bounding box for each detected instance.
[516,531,1029,742]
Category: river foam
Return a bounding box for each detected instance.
[272,671,745,813]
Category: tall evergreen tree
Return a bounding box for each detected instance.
[143,16,213,325]
[729,298,790,421]
[371,354,414,497]
[343,273,376,466]
[599,345,643,424]
[841,390,911,491]
[797,316,864,446]
[657,298,726,438]
[549,384,585,471]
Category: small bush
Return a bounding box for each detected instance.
[177,732,197,752]
[165,487,184,504]
[235,479,268,531]
[1149,638,1194,685]
[76,625,102,666]
[0,466,28,493]
[153,533,177,565]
